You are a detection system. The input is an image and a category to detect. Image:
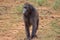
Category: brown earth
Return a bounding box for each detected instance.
[0,0,60,40]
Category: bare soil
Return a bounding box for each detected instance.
[0,0,60,40]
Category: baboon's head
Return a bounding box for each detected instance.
[23,3,35,16]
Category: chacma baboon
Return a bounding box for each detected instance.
[23,3,39,40]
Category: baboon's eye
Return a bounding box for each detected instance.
[24,5,29,8]
[24,7,27,8]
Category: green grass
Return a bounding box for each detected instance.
[50,19,60,34]
[16,4,23,13]
[36,0,48,6]
[53,0,60,10]
[29,0,60,10]
[28,0,49,6]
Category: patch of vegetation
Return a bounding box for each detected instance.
[36,0,48,6]
[16,4,23,13]
[53,0,60,10]
[28,0,49,6]
[50,19,60,34]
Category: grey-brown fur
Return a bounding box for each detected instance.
[23,3,39,40]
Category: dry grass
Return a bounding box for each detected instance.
[0,0,60,40]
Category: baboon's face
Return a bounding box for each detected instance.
[23,3,31,15]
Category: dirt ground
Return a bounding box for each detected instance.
[0,0,60,40]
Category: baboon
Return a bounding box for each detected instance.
[23,3,39,40]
